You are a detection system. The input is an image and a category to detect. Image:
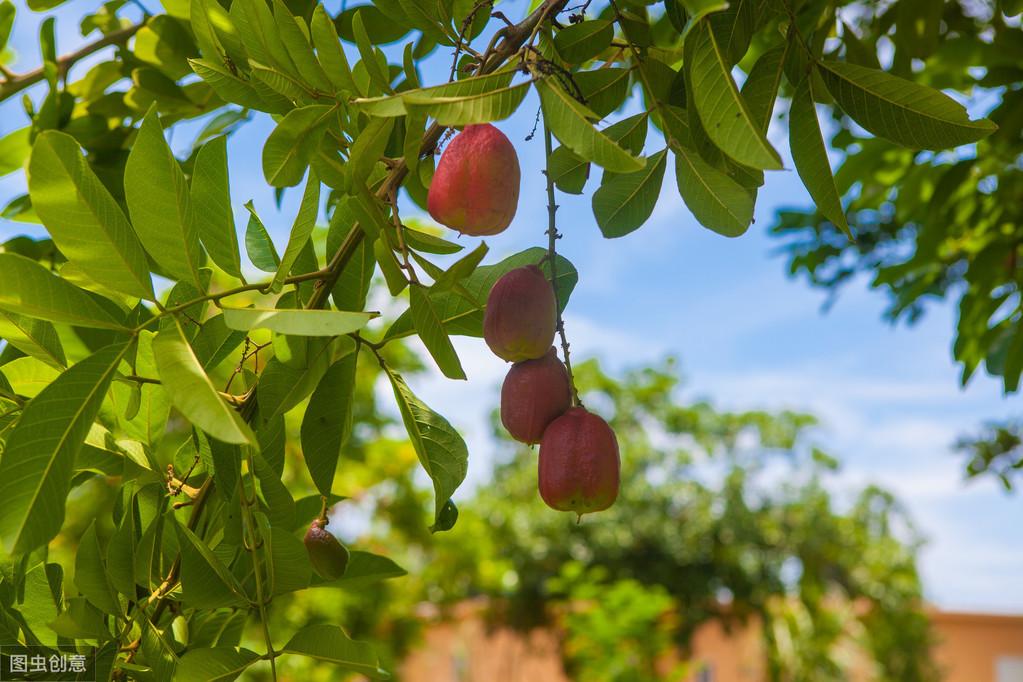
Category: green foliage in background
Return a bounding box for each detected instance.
[0,0,998,677]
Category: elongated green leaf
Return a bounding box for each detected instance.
[263,106,335,187]
[125,106,204,288]
[190,58,291,114]
[0,342,130,554]
[554,20,613,64]
[354,69,517,117]
[283,624,387,679]
[244,201,281,272]
[153,319,255,445]
[177,648,260,682]
[75,521,121,615]
[593,150,668,238]
[673,143,754,237]
[221,307,375,335]
[258,337,341,421]
[105,496,137,597]
[0,255,125,331]
[28,131,154,299]
[0,311,66,368]
[687,19,782,170]
[709,0,756,66]
[192,136,242,278]
[233,0,297,77]
[549,145,589,194]
[310,4,357,95]
[273,0,332,93]
[253,449,295,529]
[575,68,631,119]
[270,171,321,292]
[0,126,29,177]
[348,116,395,191]
[301,353,357,496]
[352,10,392,92]
[328,207,376,312]
[536,79,643,173]
[817,60,998,149]
[408,80,533,126]
[387,369,467,524]
[410,284,466,380]
[175,520,248,608]
[741,44,787,134]
[790,78,850,237]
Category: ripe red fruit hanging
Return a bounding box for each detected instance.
[538,407,620,516]
[427,124,521,236]
[501,347,572,444]
[303,519,350,581]
[484,265,557,362]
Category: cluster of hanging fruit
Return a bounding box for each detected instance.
[430,124,621,518]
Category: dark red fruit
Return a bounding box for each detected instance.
[303,519,350,580]
[427,124,520,236]
[538,407,620,516]
[484,265,557,362]
[501,347,572,445]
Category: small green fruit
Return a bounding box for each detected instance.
[303,519,350,581]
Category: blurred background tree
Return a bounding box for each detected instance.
[288,356,938,681]
[770,0,1023,487]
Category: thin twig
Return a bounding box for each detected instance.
[542,122,580,406]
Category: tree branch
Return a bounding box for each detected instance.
[0,23,143,101]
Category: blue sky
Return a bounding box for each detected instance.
[2,0,1021,613]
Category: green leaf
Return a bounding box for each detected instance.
[268,526,312,594]
[789,78,850,237]
[301,353,357,496]
[282,624,388,679]
[269,170,321,293]
[125,106,204,289]
[0,126,29,177]
[554,20,613,64]
[0,342,130,554]
[257,337,341,421]
[536,78,643,173]
[312,550,406,588]
[673,143,754,237]
[233,0,298,78]
[75,521,121,615]
[190,58,291,114]
[817,60,998,149]
[384,248,578,340]
[549,145,589,194]
[176,648,260,682]
[221,308,375,335]
[253,449,295,529]
[386,369,467,525]
[741,44,787,134]
[686,19,782,170]
[352,10,393,92]
[406,80,532,126]
[574,68,631,119]
[328,212,376,312]
[152,319,255,445]
[0,311,66,368]
[593,149,668,238]
[263,105,336,188]
[273,0,332,93]
[348,116,395,191]
[354,69,517,117]
[105,497,137,597]
[677,0,729,22]
[27,131,154,299]
[410,284,466,380]
[175,520,248,608]
[191,136,243,279]
[709,0,756,66]
[311,5,357,95]
[244,201,282,272]
[0,1,13,55]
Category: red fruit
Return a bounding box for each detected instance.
[484,265,557,362]
[501,347,572,444]
[427,124,520,236]
[538,407,620,516]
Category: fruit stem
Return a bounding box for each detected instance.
[542,121,581,408]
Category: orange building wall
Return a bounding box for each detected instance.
[400,605,1023,682]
